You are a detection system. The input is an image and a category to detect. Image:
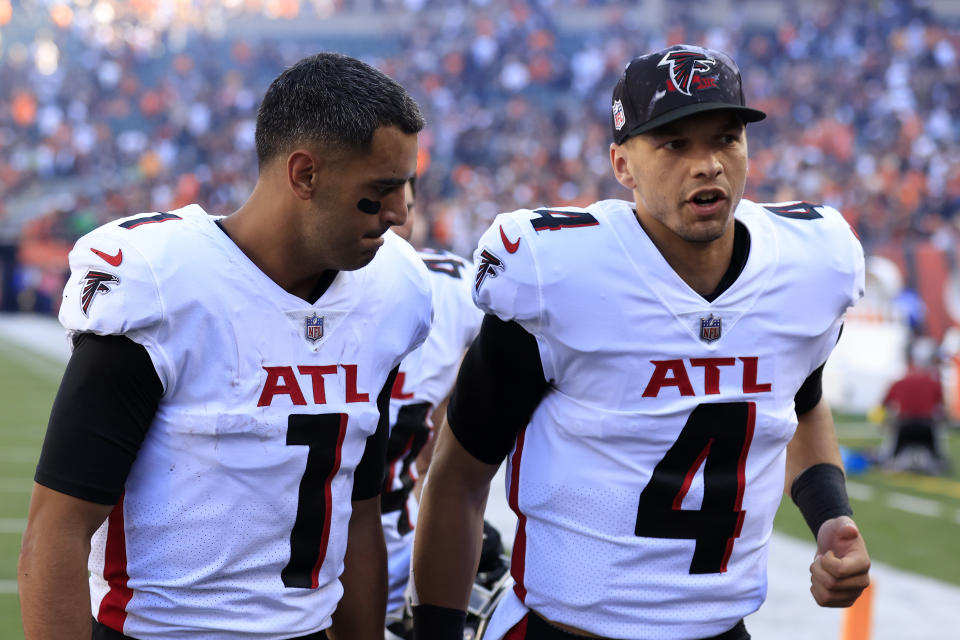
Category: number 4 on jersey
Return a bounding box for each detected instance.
[634,402,755,574]
[530,208,599,231]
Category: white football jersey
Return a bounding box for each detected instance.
[472,199,864,640]
[58,205,432,639]
[383,248,483,611]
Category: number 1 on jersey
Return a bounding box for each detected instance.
[634,402,755,574]
[282,413,348,588]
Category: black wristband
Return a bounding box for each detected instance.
[790,463,853,538]
[412,604,466,639]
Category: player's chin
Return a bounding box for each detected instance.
[681,221,727,244]
[347,238,384,270]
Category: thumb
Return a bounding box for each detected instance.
[817,518,860,558]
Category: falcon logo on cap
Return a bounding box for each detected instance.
[657,49,717,97]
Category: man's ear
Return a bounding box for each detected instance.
[610,142,637,190]
[287,149,321,201]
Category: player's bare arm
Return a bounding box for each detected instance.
[787,397,871,607]
[329,495,389,640]
[19,485,113,640]
[412,419,499,614]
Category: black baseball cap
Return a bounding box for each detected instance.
[611,44,766,144]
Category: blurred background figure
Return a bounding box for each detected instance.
[876,337,952,475]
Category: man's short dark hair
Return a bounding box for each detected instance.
[255,52,425,167]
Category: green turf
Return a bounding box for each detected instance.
[0,337,63,639]
[2,334,959,638]
[774,417,960,586]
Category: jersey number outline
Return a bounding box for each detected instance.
[423,257,466,279]
[763,202,823,220]
[634,401,755,574]
[530,208,599,231]
[282,413,348,588]
[118,212,183,229]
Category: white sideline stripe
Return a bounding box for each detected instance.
[0,580,17,594]
[845,481,874,501]
[0,478,33,492]
[0,518,26,533]
[887,492,942,517]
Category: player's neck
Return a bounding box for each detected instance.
[223,186,333,300]
[636,214,736,298]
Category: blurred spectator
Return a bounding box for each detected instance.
[878,337,952,474]
[0,0,958,315]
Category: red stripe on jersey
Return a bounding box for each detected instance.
[672,439,712,510]
[386,435,414,491]
[310,413,348,587]
[504,614,530,639]
[97,493,133,631]
[720,402,757,572]
[508,426,528,603]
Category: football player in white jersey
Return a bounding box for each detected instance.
[382,179,483,633]
[19,53,432,640]
[412,45,872,640]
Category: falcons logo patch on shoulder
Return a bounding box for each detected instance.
[658,49,716,96]
[80,269,120,317]
[474,248,505,293]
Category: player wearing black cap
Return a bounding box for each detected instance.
[412,44,871,640]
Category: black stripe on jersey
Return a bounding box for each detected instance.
[35,334,162,505]
[351,366,400,500]
[448,315,547,465]
[118,212,182,229]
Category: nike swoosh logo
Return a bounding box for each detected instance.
[499,225,520,254]
[90,247,123,267]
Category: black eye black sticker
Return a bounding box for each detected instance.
[357,198,381,215]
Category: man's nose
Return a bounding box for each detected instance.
[691,147,723,180]
[379,189,408,227]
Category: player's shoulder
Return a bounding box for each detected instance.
[740,199,864,305]
[74,204,215,272]
[84,204,207,244]
[493,199,624,238]
[372,232,433,302]
[60,205,220,334]
[473,200,627,325]
[740,199,862,261]
[416,247,473,281]
[481,199,627,266]
[741,198,855,238]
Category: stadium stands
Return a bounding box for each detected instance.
[0,0,957,332]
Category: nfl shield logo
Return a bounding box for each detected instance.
[305,313,324,342]
[700,314,721,343]
[612,99,626,131]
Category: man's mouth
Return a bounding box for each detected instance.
[688,189,726,205]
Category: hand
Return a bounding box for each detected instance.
[810,515,871,607]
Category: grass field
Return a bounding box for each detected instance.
[0,334,958,637]
[0,337,64,639]
[775,416,960,586]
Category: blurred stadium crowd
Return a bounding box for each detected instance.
[0,0,957,324]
